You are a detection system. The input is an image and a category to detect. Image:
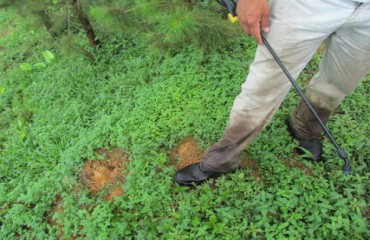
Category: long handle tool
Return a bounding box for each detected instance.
[261,35,350,174]
[216,0,351,174]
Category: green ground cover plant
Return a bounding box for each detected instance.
[0,7,369,239]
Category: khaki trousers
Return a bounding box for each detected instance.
[201,0,370,173]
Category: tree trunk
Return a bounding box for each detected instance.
[71,0,100,48]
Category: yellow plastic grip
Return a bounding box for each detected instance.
[228,13,239,23]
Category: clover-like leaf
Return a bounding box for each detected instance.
[20,63,32,71]
[43,50,54,63]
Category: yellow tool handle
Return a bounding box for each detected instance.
[227,13,239,23]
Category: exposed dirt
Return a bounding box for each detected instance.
[169,136,261,179]
[47,148,128,239]
[47,195,67,239]
[104,185,124,202]
[80,148,128,201]
[316,43,326,54]
[284,159,314,176]
[240,156,261,179]
[169,136,204,170]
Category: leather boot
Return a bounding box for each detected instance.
[286,119,323,161]
[287,100,332,161]
[174,163,222,186]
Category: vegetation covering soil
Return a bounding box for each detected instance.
[0,5,369,239]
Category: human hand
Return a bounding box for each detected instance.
[236,0,270,45]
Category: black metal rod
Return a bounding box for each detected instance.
[261,34,350,174]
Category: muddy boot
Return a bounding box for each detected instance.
[174,163,223,186]
[287,100,332,161]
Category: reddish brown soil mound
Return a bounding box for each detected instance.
[48,147,128,239]
[81,148,128,201]
[169,136,204,170]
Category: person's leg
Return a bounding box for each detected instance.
[201,0,360,173]
[174,0,362,185]
[289,3,370,147]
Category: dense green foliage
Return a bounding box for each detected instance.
[1,7,369,239]
[1,0,239,51]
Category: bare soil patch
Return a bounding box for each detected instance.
[284,159,314,176]
[47,148,128,238]
[240,155,261,179]
[80,148,128,201]
[169,136,204,170]
[47,195,67,239]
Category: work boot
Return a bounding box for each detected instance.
[286,119,323,161]
[174,163,222,186]
[287,100,332,161]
